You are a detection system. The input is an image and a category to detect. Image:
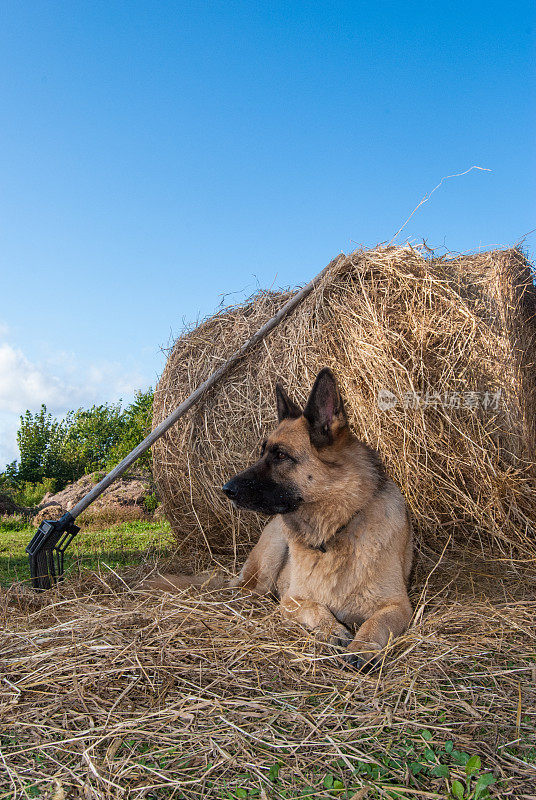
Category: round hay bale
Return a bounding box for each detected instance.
[152,246,536,558]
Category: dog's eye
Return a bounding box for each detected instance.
[275,450,288,461]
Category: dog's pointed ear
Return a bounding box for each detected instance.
[275,383,302,422]
[304,368,348,447]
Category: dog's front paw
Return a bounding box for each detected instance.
[310,621,353,649]
[339,651,381,672]
[327,625,355,649]
[338,640,382,672]
[340,651,365,670]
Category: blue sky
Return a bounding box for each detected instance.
[0,0,535,467]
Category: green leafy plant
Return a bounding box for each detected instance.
[268,762,282,782]
[143,491,159,513]
[449,756,495,799]
[348,732,496,800]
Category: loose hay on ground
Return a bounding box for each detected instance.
[1,553,535,799]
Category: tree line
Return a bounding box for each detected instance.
[0,389,153,506]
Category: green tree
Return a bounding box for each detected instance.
[1,461,19,489]
[62,403,125,476]
[15,405,66,484]
[106,389,154,471]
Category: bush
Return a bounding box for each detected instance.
[0,513,30,532]
[12,478,55,508]
[143,492,159,513]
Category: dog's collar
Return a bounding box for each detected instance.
[309,510,361,553]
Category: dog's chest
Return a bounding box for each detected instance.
[287,539,360,602]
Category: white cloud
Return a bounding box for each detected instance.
[0,343,75,414]
[0,340,145,469]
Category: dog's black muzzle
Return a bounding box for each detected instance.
[222,472,302,515]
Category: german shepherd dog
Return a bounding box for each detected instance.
[150,368,413,668]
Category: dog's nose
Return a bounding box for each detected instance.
[222,480,238,499]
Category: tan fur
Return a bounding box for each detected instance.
[150,369,413,667]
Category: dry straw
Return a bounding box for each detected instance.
[153,245,536,561]
[1,551,536,799]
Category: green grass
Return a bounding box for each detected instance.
[0,517,174,586]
